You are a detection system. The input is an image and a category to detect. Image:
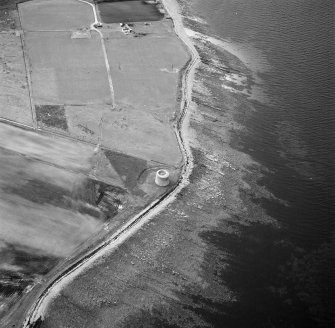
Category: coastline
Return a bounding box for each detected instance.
[1,0,333,327]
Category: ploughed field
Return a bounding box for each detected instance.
[0,0,189,324]
[0,123,125,318]
[97,0,164,24]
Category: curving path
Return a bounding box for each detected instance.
[77,0,115,108]
[22,0,200,326]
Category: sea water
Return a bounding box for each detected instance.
[187,0,334,326]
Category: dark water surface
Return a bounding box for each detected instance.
[188,0,334,326]
[192,0,334,246]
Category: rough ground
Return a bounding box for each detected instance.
[0,31,32,126]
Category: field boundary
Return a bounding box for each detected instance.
[17,4,37,129]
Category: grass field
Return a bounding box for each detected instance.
[106,35,189,109]
[25,31,111,105]
[19,0,92,31]
[101,32,189,164]
[65,103,182,165]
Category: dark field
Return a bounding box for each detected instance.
[97,1,164,23]
[35,105,68,131]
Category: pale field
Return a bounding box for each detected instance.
[0,123,94,172]
[18,0,92,31]
[0,195,101,258]
[24,31,111,105]
[0,32,32,126]
[0,123,102,258]
[99,33,189,165]
[106,34,189,111]
[65,103,183,166]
